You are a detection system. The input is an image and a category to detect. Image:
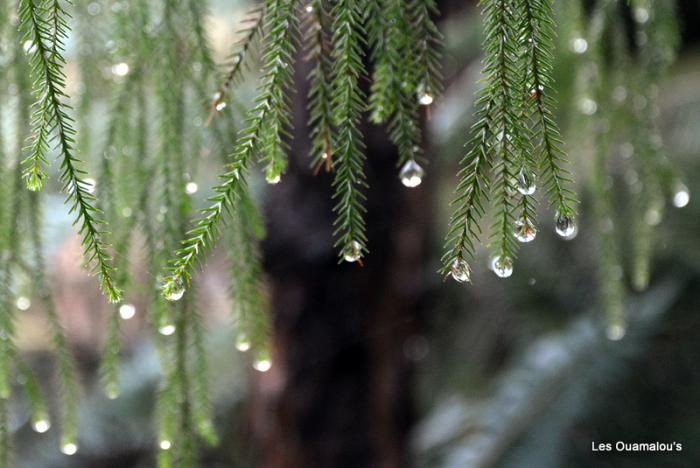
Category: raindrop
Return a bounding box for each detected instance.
[555,212,577,239]
[450,259,471,283]
[516,168,536,195]
[514,218,537,243]
[399,160,425,188]
[343,240,362,263]
[491,256,513,278]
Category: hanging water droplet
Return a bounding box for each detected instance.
[399,160,425,188]
[15,296,31,311]
[570,37,588,54]
[119,303,136,320]
[516,168,536,195]
[160,439,172,450]
[185,182,198,194]
[450,259,471,283]
[111,62,130,77]
[490,255,513,278]
[83,177,97,194]
[235,333,251,352]
[159,323,176,336]
[343,240,363,263]
[555,212,577,239]
[32,418,51,433]
[265,172,281,185]
[416,83,433,106]
[633,7,649,24]
[106,386,120,400]
[606,323,626,341]
[61,442,78,456]
[513,218,537,243]
[253,349,272,372]
[673,183,689,208]
[164,279,185,302]
[213,92,226,111]
[305,3,313,12]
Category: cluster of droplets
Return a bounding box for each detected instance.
[213,91,227,112]
[399,160,425,188]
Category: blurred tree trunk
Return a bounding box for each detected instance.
[256,60,435,468]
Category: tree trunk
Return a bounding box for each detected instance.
[257,62,435,468]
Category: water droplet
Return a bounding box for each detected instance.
[185,182,198,194]
[644,208,662,226]
[305,3,313,12]
[15,296,31,311]
[160,439,172,450]
[570,37,588,54]
[119,303,136,320]
[106,386,120,400]
[265,172,281,185]
[83,178,97,194]
[213,92,226,111]
[343,240,363,263]
[673,184,689,208]
[159,324,176,336]
[450,259,471,283]
[111,62,129,77]
[633,7,649,23]
[61,442,78,456]
[164,279,185,302]
[578,97,597,116]
[555,212,577,239]
[416,83,433,106]
[253,352,272,372]
[32,418,50,433]
[516,168,536,195]
[399,160,425,188]
[491,256,513,278]
[235,333,251,352]
[606,323,626,341]
[514,218,537,243]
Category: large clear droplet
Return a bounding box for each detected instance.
[516,168,536,195]
[164,279,185,302]
[160,439,172,450]
[343,240,362,263]
[491,255,513,278]
[450,259,471,283]
[555,212,577,239]
[673,184,690,208]
[514,218,537,243]
[399,160,425,188]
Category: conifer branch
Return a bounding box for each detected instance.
[410,0,443,101]
[520,0,577,216]
[162,0,298,298]
[19,0,121,302]
[330,0,369,262]
[206,6,264,126]
[304,0,335,173]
